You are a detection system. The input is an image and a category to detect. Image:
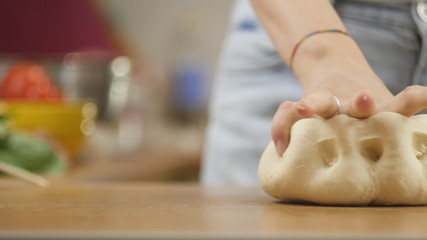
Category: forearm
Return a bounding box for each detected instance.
[250,0,391,100]
[250,0,346,61]
[255,0,426,157]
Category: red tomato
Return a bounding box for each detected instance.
[0,61,63,101]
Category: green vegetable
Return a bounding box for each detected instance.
[0,115,66,174]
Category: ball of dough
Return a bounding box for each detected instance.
[259,112,427,205]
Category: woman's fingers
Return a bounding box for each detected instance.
[272,92,341,157]
[382,85,427,116]
[346,90,377,118]
[296,92,341,118]
[272,90,380,157]
[298,90,378,119]
[271,101,304,156]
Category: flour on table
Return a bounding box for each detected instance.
[259,112,427,205]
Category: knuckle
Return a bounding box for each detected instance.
[277,101,295,111]
[401,85,426,108]
[402,85,423,97]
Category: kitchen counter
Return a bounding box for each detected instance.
[0,179,427,240]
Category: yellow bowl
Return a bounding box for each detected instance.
[0,100,97,159]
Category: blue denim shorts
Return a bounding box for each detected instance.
[201,0,427,185]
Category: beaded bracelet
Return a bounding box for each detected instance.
[288,29,350,70]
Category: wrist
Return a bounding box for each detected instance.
[291,34,391,101]
[292,32,367,80]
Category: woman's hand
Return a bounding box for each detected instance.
[249,0,427,156]
[272,85,427,156]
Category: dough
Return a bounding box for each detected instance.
[259,112,427,205]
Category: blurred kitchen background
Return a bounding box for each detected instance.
[0,0,234,182]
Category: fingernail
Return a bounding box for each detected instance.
[361,94,369,101]
[297,104,306,111]
[297,100,313,116]
[275,140,286,157]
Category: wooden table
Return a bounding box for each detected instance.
[1,179,427,240]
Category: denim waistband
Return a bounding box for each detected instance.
[335,0,416,31]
